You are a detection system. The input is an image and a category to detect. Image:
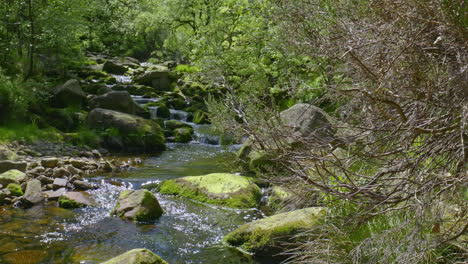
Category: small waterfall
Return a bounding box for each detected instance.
[170,109,189,122]
[112,74,132,83]
[192,124,221,145]
[131,95,162,105]
[149,106,159,119]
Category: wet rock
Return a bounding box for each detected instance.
[86,108,165,152]
[52,167,70,178]
[173,128,193,143]
[64,165,82,176]
[44,188,67,200]
[73,180,94,190]
[0,170,27,186]
[53,178,68,190]
[7,183,23,196]
[41,158,59,168]
[0,160,28,173]
[29,166,45,174]
[224,207,326,256]
[112,189,163,222]
[157,173,262,209]
[23,148,42,157]
[103,60,128,75]
[268,186,294,213]
[53,79,86,107]
[70,175,84,183]
[3,250,47,264]
[68,158,87,170]
[164,120,193,131]
[134,70,170,91]
[37,175,54,184]
[0,190,6,203]
[103,161,115,172]
[89,91,150,118]
[22,179,44,207]
[59,192,96,208]
[101,248,168,264]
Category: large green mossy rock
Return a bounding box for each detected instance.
[268,186,294,213]
[86,108,165,152]
[0,169,27,186]
[157,173,262,209]
[164,120,193,131]
[224,207,326,256]
[101,248,167,264]
[173,128,193,143]
[134,71,170,91]
[112,189,163,222]
[103,60,128,75]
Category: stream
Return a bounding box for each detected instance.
[0,75,272,264]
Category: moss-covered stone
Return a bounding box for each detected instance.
[58,192,96,208]
[0,144,18,161]
[111,189,163,223]
[7,183,23,196]
[86,108,165,152]
[173,128,193,143]
[0,169,27,186]
[224,207,326,255]
[268,186,293,213]
[157,173,262,209]
[164,120,193,131]
[101,248,168,264]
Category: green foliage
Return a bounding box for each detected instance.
[0,122,58,143]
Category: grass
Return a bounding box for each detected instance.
[0,122,59,143]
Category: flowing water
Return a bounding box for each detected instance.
[0,75,274,264]
[0,144,271,264]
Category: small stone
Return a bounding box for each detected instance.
[44,188,67,200]
[64,165,81,175]
[37,175,54,184]
[73,180,93,191]
[22,179,44,207]
[101,248,168,264]
[52,168,70,178]
[41,158,59,168]
[59,192,96,208]
[53,178,68,190]
[46,184,54,190]
[91,149,102,158]
[0,161,28,173]
[103,161,115,172]
[68,158,87,169]
[69,175,84,183]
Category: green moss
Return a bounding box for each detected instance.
[58,196,81,209]
[174,128,193,143]
[224,207,326,254]
[7,183,23,196]
[157,173,261,209]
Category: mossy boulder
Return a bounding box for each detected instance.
[59,191,96,208]
[53,79,86,108]
[157,173,262,209]
[173,128,193,143]
[7,183,23,196]
[103,60,128,75]
[224,207,326,256]
[101,248,168,264]
[0,144,18,161]
[89,91,150,119]
[86,108,165,152]
[164,120,192,131]
[0,169,27,186]
[111,189,163,222]
[134,71,170,91]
